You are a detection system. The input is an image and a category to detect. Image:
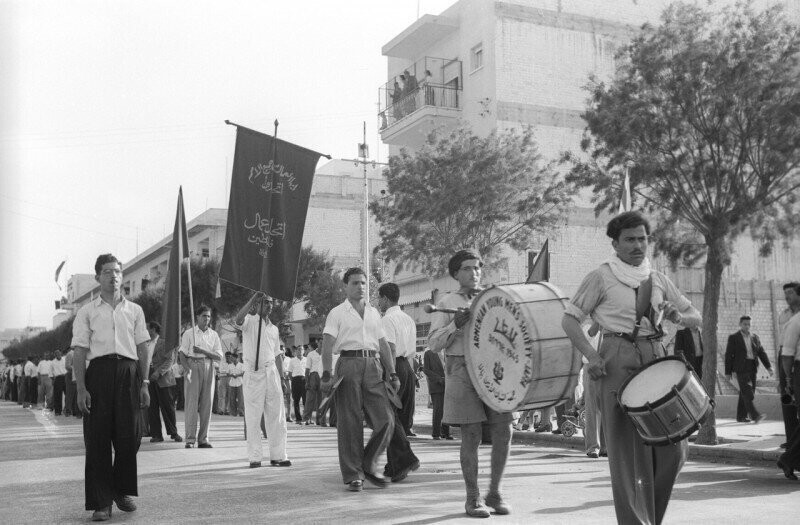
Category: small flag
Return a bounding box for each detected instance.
[618,170,631,213]
[161,187,191,353]
[527,239,550,283]
[55,260,66,290]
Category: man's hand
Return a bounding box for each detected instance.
[77,387,91,415]
[139,384,150,408]
[388,374,401,392]
[587,353,606,380]
[321,370,331,383]
[454,307,471,329]
[149,371,159,382]
[193,346,207,356]
[768,368,775,378]
[659,301,683,325]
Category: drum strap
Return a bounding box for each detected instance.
[631,274,654,340]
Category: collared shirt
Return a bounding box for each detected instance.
[742,332,754,360]
[289,356,307,377]
[37,360,53,376]
[71,296,149,360]
[382,305,417,359]
[218,361,230,377]
[228,362,244,387]
[305,350,323,375]
[323,300,385,354]
[50,357,67,376]
[782,312,800,359]
[239,314,281,370]
[179,325,223,360]
[24,361,37,377]
[565,264,692,335]
[14,364,22,377]
[429,290,475,357]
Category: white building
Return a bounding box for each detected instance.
[377,0,800,356]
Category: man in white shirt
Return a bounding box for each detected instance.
[303,339,323,425]
[778,281,800,445]
[23,357,37,408]
[235,292,290,468]
[288,347,307,424]
[217,353,231,415]
[227,353,244,416]
[71,254,151,521]
[37,354,53,410]
[178,305,223,449]
[378,283,420,483]
[322,267,400,492]
[51,350,67,415]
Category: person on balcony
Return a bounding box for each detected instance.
[391,79,404,121]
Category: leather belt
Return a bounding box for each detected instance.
[602,331,662,343]
[339,349,377,358]
[93,353,135,362]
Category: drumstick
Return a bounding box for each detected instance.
[423,304,461,315]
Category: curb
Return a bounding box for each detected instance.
[411,422,782,466]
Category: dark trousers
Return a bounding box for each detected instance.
[18,376,26,404]
[228,385,243,416]
[384,408,420,478]
[174,378,184,410]
[11,377,18,402]
[304,372,321,422]
[430,392,450,438]
[779,356,799,441]
[27,376,38,406]
[396,357,416,434]
[291,376,306,421]
[148,382,177,438]
[83,357,142,511]
[735,361,760,421]
[65,371,77,415]
[53,375,66,414]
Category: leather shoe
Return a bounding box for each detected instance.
[599,451,608,457]
[114,495,136,512]
[484,492,511,515]
[149,436,164,443]
[406,430,417,437]
[778,459,798,480]
[444,435,455,440]
[432,436,441,440]
[465,497,491,518]
[754,414,767,424]
[91,506,112,521]
[198,442,213,448]
[364,470,388,488]
[391,460,420,482]
[347,480,363,492]
[171,434,183,442]
[587,451,599,458]
[736,418,751,423]
[270,459,292,467]
[249,461,261,468]
[185,443,194,448]
[551,429,563,435]
[535,424,552,433]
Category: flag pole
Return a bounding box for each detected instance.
[186,257,197,348]
[254,296,264,372]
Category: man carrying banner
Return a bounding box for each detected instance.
[322,267,399,491]
[235,292,291,468]
[561,211,701,524]
[179,305,223,449]
[71,254,151,521]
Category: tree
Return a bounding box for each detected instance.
[564,1,800,444]
[371,125,574,276]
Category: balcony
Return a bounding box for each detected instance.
[378,56,462,147]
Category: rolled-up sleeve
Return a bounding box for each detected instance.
[71,305,91,349]
[133,306,150,346]
[565,270,604,323]
[323,308,340,338]
[428,309,456,353]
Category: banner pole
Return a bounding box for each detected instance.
[254,296,264,372]
[186,257,197,349]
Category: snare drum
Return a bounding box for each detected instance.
[617,356,713,446]
[464,283,582,413]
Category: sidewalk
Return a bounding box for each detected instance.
[409,405,788,465]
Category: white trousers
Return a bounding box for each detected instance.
[243,364,288,463]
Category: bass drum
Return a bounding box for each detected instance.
[464,283,582,413]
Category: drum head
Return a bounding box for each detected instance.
[619,358,687,408]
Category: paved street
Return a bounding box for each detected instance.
[1,401,797,524]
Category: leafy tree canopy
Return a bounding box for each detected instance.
[371,125,574,276]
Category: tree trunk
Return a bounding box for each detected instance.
[696,237,726,445]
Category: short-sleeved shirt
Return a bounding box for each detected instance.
[382,306,417,359]
[781,312,800,359]
[228,362,244,387]
[178,326,223,360]
[37,360,52,376]
[289,356,307,377]
[428,290,474,357]
[71,296,149,360]
[51,358,67,376]
[239,314,281,370]
[24,361,37,377]
[323,300,385,353]
[306,350,323,375]
[564,264,692,336]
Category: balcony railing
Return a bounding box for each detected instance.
[379,84,461,130]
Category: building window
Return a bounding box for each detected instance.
[416,322,431,352]
[470,43,483,72]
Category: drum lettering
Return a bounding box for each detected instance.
[487,333,520,364]
[492,316,518,345]
[492,361,504,384]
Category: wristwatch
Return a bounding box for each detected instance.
[142,379,150,384]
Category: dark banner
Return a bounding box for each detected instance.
[219,126,321,301]
[162,187,190,352]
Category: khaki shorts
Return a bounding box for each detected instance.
[443,355,514,426]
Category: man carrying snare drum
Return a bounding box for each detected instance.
[562,211,701,525]
[429,250,514,518]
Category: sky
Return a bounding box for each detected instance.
[0,0,457,331]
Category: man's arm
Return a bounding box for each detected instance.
[724,335,735,377]
[234,293,262,325]
[322,333,335,380]
[73,347,90,414]
[562,315,605,379]
[379,337,400,391]
[137,341,151,408]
